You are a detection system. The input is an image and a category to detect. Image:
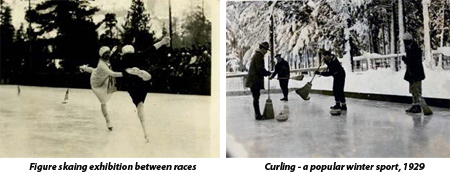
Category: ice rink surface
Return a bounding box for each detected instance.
[227,92,450,158]
[0,85,213,158]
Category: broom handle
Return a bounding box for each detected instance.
[310,64,322,83]
[268,75,270,99]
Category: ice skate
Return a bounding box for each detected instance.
[106,121,113,131]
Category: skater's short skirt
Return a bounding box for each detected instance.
[90,71,108,88]
[128,86,147,106]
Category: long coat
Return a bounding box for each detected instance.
[403,42,425,82]
[245,49,271,89]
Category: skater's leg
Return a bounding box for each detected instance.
[413,81,421,105]
[137,102,149,142]
[101,103,113,131]
[332,78,340,108]
[250,87,261,118]
[92,83,113,130]
[407,81,422,113]
[337,75,346,110]
[280,79,288,100]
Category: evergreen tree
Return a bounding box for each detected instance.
[0,5,15,83]
[182,5,211,48]
[122,0,154,52]
[12,24,29,81]
[99,13,120,48]
[26,0,99,72]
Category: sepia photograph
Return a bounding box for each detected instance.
[0,0,218,158]
[226,0,450,158]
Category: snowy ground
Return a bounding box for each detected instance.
[227,67,450,99]
[227,92,450,158]
[0,85,214,158]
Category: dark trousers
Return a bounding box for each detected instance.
[333,73,346,103]
[250,87,261,116]
[279,79,289,99]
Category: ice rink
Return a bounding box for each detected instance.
[227,92,450,158]
[0,85,214,158]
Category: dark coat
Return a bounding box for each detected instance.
[320,56,345,77]
[403,42,425,82]
[246,49,271,89]
[270,58,290,79]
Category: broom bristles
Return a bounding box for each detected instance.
[263,98,275,119]
[420,97,433,115]
[296,82,312,100]
[291,74,304,81]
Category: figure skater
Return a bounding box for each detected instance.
[80,46,123,131]
[119,37,170,142]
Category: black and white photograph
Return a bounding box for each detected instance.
[0,0,218,157]
[226,0,450,157]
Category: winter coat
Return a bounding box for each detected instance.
[245,49,271,89]
[402,42,425,82]
[270,58,290,80]
[320,56,345,77]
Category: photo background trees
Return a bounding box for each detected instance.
[226,0,449,71]
[0,0,212,95]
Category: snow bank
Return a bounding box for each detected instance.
[436,47,450,56]
[278,67,450,99]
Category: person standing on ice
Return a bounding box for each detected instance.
[119,37,170,142]
[315,51,347,112]
[269,54,290,101]
[79,46,123,131]
[402,33,430,114]
[246,42,272,120]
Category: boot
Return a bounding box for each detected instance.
[330,103,341,110]
[341,103,347,111]
[406,105,421,113]
[253,100,263,120]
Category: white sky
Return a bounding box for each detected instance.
[4,0,212,37]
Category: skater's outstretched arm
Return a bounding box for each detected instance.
[139,37,171,54]
[99,63,123,77]
[79,65,94,73]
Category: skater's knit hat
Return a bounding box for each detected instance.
[122,45,135,55]
[99,46,110,57]
[259,42,270,50]
[403,33,413,40]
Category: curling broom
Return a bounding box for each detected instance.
[262,76,275,119]
[295,65,321,101]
